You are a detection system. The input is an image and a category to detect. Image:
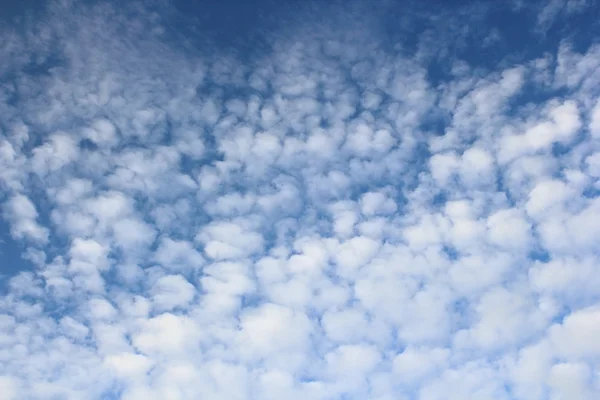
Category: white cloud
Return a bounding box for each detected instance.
[1,0,600,398]
[69,238,110,269]
[112,217,157,254]
[31,132,79,176]
[150,274,196,311]
[459,146,496,188]
[429,151,460,187]
[132,313,200,357]
[325,344,381,380]
[526,179,574,218]
[3,194,49,243]
[153,237,205,271]
[529,256,600,303]
[0,376,21,400]
[321,307,369,343]
[547,362,595,400]
[392,346,450,385]
[333,236,380,278]
[200,260,256,317]
[87,297,118,321]
[60,316,90,341]
[454,286,550,351]
[196,220,264,260]
[486,208,533,251]
[105,352,154,381]
[590,100,600,138]
[525,101,581,150]
[536,0,589,34]
[83,191,134,226]
[360,191,397,216]
[237,303,313,361]
[83,119,119,148]
[549,306,600,359]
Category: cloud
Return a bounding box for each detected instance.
[150,274,196,311]
[0,0,600,398]
[2,194,49,243]
[536,0,590,34]
[392,346,450,385]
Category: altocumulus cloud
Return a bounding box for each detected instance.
[1,0,600,399]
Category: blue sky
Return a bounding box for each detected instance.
[1,0,600,399]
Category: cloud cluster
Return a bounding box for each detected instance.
[1,0,600,399]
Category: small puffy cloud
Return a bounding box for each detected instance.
[112,217,157,253]
[333,236,380,278]
[525,101,581,149]
[499,100,583,163]
[526,179,574,218]
[83,119,119,148]
[403,213,450,251]
[87,297,118,321]
[329,201,359,239]
[30,133,79,176]
[117,295,151,319]
[486,208,533,251]
[3,194,49,243]
[49,178,93,205]
[585,152,600,177]
[132,313,200,356]
[60,316,89,341]
[445,200,486,251]
[150,274,196,311]
[196,220,264,260]
[200,261,256,316]
[237,303,313,361]
[459,147,496,187]
[547,362,595,400]
[83,191,133,226]
[454,286,549,351]
[324,344,381,379]
[392,347,450,385]
[153,237,205,271]
[360,191,397,216]
[321,307,369,343]
[549,306,600,360]
[105,352,154,381]
[429,152,460,187]
[69,238,110,269]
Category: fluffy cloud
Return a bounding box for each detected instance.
[1,0,599,399]
[2,194,49,243]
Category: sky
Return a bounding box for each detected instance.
[1,0,600,399]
